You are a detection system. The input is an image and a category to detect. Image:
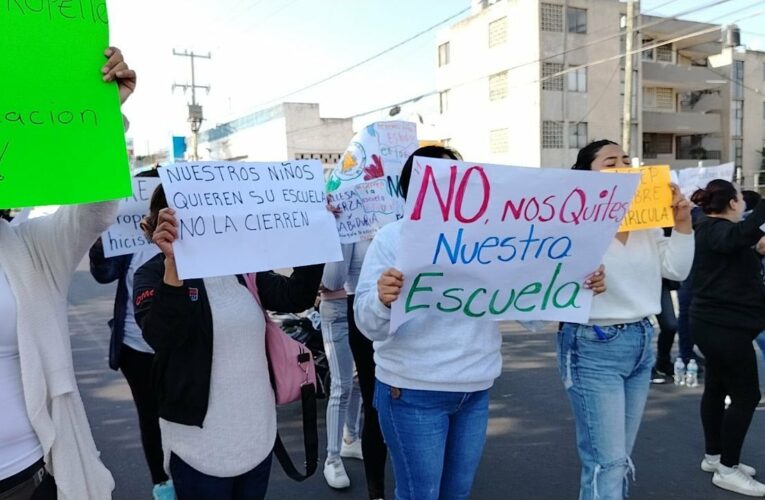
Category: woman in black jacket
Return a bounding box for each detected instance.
[134,185,322,500]
[690,179,765,497]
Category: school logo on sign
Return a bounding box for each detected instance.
[188,288,199,302]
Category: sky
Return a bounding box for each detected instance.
[109,0,765,155]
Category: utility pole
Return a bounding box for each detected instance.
[622,0,639,157]
[172,49,211,160]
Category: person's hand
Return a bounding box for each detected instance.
[378,268,404,307]
[670,183,692,234]
[326,194,342,218]
[152,208,178,259]
[756,236,765,255]
[102,47,137,105]
[583,265,606,295]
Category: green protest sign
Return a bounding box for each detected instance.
[0,0,131,207]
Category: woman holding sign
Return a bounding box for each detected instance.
[133,185,323,500]
[354,146,607,500]
[559,140,694,500]
[689,180,765,497]
[0,48,135,500]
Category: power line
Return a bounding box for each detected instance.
[232,6,471,117]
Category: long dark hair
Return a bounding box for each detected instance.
[571,140,618,171]
[690,179,738,214]
[141,184,168,240]
[400,145,461,200]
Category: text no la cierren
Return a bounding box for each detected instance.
[178,211,311,238]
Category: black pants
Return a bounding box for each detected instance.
[691,319,761,467]
[347,295,387,499]
[119,344,169,485]
[170,452,271,500]
[655,284,679,369]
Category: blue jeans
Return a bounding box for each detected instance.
[169,452,272,500]
[755,331,765,358]
[557,320,654,500]
[320,297,362,460]
[373,380,489,500]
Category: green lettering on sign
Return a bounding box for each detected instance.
[0,0,130,207]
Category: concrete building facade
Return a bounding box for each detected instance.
[433,0,765,185]
[195,102,353,170]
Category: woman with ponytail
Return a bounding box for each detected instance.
[558,140,694,500]
[689,179,765,497]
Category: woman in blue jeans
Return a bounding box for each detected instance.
[354,146,606,500]
[560,140,694,499]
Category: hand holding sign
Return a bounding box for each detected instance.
[670,183,693,233]
[102,47,137,105]
[378,268,405,307]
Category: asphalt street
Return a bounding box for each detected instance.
[67,263,765,499]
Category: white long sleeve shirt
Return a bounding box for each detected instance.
[589,229,694,325]
[354,221,502,392]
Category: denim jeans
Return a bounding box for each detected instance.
[169,452,272,500]
[557,319,654,500]
[320,297,362,460]
[755,331,765,359]
[373,379,489,500]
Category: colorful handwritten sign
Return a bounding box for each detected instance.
[101,177,161,257]
[0,1,130,207]
[159,161,343,279]
[677,162,735,198]
[331,179,399,243]
[607,166,673,231]
[390,158,641,331]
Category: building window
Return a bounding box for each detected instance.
[642,38,655,61]
[643,133,673,158]
[489,17,508,47]
[732,100,744,137]
[542,62,564,91]
[567,7,587,34]
[656,43,673,63]
[569,122,588,149]
[567,66,587,92]
[439,90,450,114]
[438,42,450,67]
[542,121,563,148]
[489,71,508,101]
[490,128,509,153]
[643,87,674,111]
[541,3,563,32]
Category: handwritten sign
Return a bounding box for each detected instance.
[677,162,735,198]
[606,166,673,231]
[331,179,399,243]
[390,157,641,331]
[0,1,130,207]
[101,177,161,257]
[159,161,343,279]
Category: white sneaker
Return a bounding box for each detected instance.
[713,469,765,497]
[340,439,363,460]
[702,457,757,476]
[323,458,350,489]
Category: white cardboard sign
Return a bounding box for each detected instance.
[159,161,343,279]
[390,157,641,331]
[101,177,161,257]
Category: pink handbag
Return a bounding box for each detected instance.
[243,273,317,405]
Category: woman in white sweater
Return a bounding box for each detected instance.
[559,140,694,500]
[355,146,607,500]
[0,49,135,500]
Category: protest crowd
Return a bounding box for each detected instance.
[4,15,765,500]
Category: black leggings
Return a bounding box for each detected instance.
[119,344,169,485]
[691,319,761,467]
[655,284,679,367]
[347,295,387,499]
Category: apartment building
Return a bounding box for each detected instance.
[435,0,765,184]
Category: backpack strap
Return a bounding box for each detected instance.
[273,383,318,481]
[244,273,319,481]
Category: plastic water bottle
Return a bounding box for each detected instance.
[673,358,686,386]
[686,359,699,388]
